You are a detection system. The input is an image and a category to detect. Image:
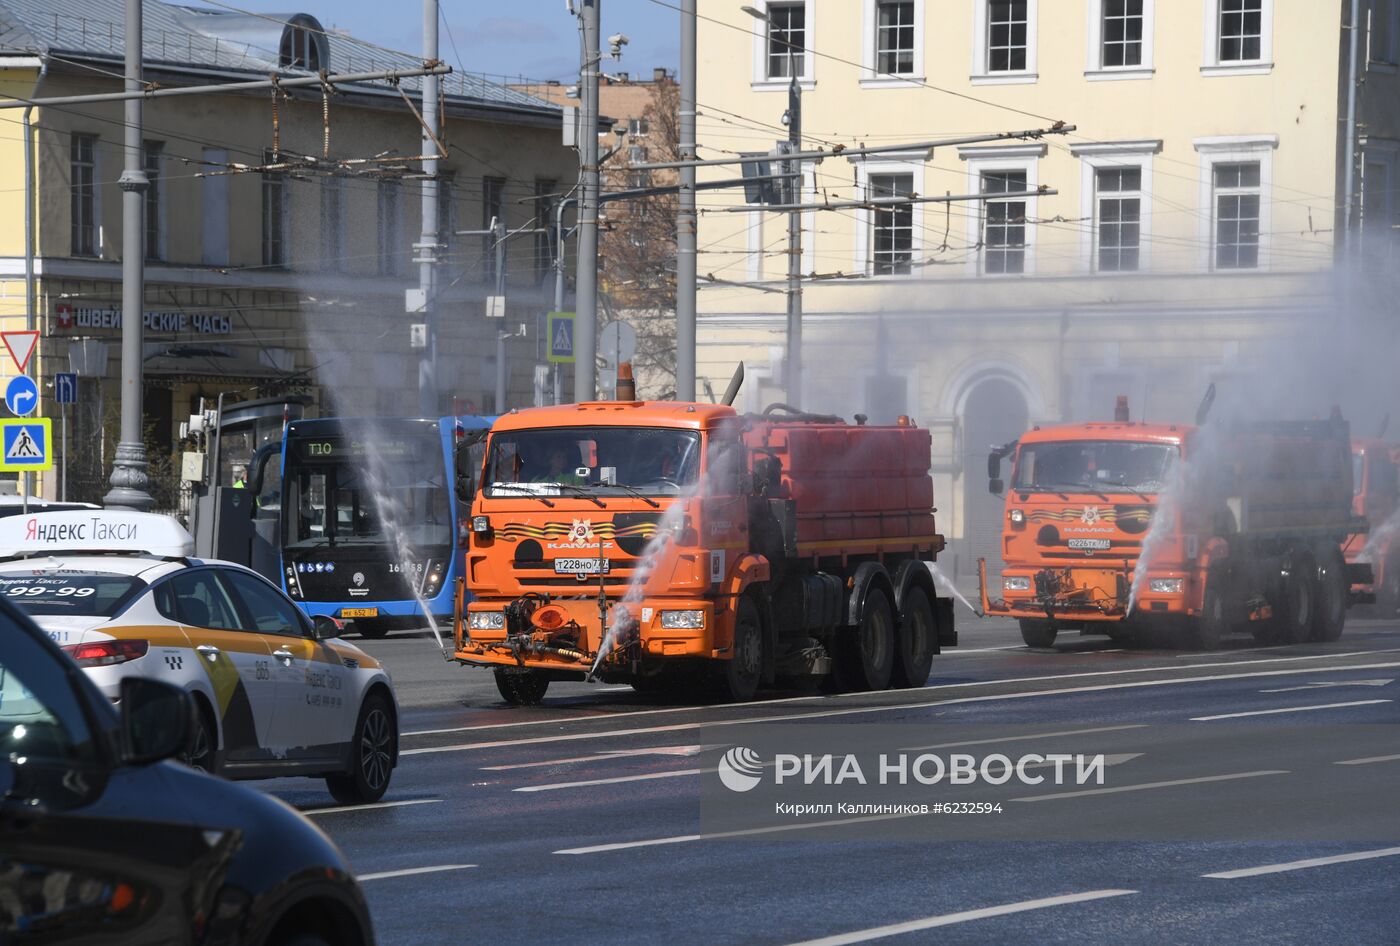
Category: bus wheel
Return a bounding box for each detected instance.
[1312,550,1348,642]
[494,668,550,705]
[356,620,390,640]
[1019,619,1057,648]
[715,596,763,702]
[1276,555,1315,644]
[891,587,936,689]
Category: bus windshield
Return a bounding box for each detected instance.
[1014,440,1178,494]
[485,427,701,497]
[285,430,451,548]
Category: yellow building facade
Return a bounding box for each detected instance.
[695,0,1400,582]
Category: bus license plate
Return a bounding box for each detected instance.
[554,558,610,575]
[341,607,379,618]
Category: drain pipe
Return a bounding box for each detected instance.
[22,57,47,512]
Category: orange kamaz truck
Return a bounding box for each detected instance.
[452,398,955,703]
[980,398,1368,649]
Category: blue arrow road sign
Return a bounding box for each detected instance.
[5,376,37,416]
[55,373,77,405]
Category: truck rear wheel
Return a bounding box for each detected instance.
[1312,550,1347,642]
[1275,556,1315,644]
[716,596,763,702]
[892,588,936,689]
[840,588,895,691]
[1019,619,1057,648]
[494,668,550,705]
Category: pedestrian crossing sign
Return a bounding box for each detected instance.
[547,311,576,365]
[0,418,51,471]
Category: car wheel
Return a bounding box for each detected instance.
[181,698,218,774]
[326,692,396,805]
[494,668,550,705]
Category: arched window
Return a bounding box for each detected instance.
[279,22,324,71]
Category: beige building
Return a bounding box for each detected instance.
[695,0,1400,583]
[0,0,575,505]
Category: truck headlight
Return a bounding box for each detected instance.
[472,516,492,534]
[1008,509,1025,524]
[467,611,506,630]
[660,609,704,629]
[1149,578,1184,594]
[1003,576,1031,591]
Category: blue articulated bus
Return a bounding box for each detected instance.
[275,416,492,638]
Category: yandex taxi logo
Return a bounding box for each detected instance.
[0,511,195,558]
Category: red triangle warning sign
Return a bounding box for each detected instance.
[1,332,38,374]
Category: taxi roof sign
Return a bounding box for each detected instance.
[0,511,195,559]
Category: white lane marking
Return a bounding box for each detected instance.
[514,767,704,792]
[483,745,710,771]
[781,890,1139,946]
[303,798,442,816]
[1011,770,1288,803]
[1191,700,1393,721]
[902,723,1146,752]
[1335,753,1400,766]
[358,864,477,881]
[403,660,1400,755]
[1259,679,1394,693]
[555,812,920,854]
[403,647,1400,736]
[943,645,1028,653]
[1203,847,1400,879]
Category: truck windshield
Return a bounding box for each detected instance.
[486,427,701,498]
[285,431,451,548]
[1014,440,1178,494]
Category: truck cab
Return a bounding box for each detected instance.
[1346,438,1400,613]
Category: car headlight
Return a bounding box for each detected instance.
[467,611,506,630]
[1149,578,1184,594]
[1003,576,1031,591]
[1008,509,1025,524]
[660,609,704,629]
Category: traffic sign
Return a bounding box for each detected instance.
[547,311,576,364]
[599,321,637,367]
[54,373,77,405]
[1,331,39,374]
[0,418,51,471]
[4,376,37,416]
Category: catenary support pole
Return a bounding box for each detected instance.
[675,0,697,401]
[416,0,440,416]
[573,0,601,402]
[784,58,802,407]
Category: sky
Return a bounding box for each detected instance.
[211,0,683,85]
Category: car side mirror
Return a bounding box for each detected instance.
[311,615,342,641]
[120,678,192,766]
[989,478,1004,495]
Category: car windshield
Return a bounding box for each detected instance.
[1013,440,1178,493]
[485,427,701,498]
[285,430,451,549]
[0,572,146,616]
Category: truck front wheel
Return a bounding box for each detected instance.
[716,596,763,702]
[1186,570,1229,650]
[494,668,550,705]
[1019,619,1057,648]
[892,588,936,689]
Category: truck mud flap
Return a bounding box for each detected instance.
[1346,562,1375,586]
[934,596,957,648]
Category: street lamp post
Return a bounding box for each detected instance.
[104,0,153,510]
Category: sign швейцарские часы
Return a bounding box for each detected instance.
[53,304,232,335]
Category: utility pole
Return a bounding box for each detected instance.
[573,0,601,403]
[675,0,697,401]
[415,0,440,417]
[784,57,802,407]
[104,0,153,510]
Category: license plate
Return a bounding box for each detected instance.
[341,607,379,618]
[1067,538,1111,551]
[554,558,610,575]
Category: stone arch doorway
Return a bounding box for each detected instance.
[961,376,1030,592]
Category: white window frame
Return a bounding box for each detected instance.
[1368,0,1400,72]
[861,0,925,87]
[1201,0,1273,76]
[1194,135,1276,272]
[1071,140,1160,273]
[960,144,1043,275]
[71,133,101,257]
[143,140,165,262]
[750,0,816,91]
[971,0,1038,85]
[850,154,925,278]
[1085,0,1155,80]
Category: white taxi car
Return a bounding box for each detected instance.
[0,509,399,804]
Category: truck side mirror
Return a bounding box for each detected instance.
[454,431,488,503]
[989,478,1004,496]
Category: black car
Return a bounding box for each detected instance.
[0,597,374,945]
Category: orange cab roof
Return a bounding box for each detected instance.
[1017,420,1189,448]
[489,400,738,433]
